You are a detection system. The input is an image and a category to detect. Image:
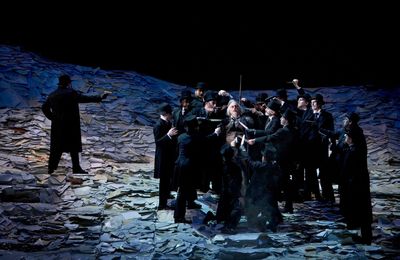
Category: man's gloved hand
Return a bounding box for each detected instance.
[292,79,300,89]
[167,127,178,137]
[245,128,256,135]
[214,127,221,136]
[247,139,256,145]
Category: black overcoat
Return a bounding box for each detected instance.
[42,87,102,153]
[340,141,372,228]
[153,118,176,179]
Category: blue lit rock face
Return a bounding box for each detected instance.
[0,45,185,125]
[0,45,399,259]
[1,45,399,165]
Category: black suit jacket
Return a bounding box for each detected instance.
[300,109,334,164]
[172,107,193,134]
[255,126,296,163]
[153,118,176,178]
[254,116,282,137]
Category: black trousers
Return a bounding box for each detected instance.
[216,194,241,229]
[48,150,81,173]
[304,167,321,200]
[174,185,190,220]
[279,164,295,210]
[174,164,197,220]
[159,168,173,208]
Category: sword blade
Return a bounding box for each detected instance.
[238,120,249,130]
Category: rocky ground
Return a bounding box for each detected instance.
[0,45,399,259]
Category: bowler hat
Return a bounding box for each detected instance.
[282,109,297,124]
[267,100,281,113]
[345,112,360,124]
[218,95,230,106]
[203,90,218,102]
[276,88,288,99]
[311,94,325,105]
[157,103,172,114]
[58,74,72,87]
[297,93,311,102]
[196,82,207,90]
[179,90,193,102]
[256,93,269,103]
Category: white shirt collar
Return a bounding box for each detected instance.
[160,115,169,122]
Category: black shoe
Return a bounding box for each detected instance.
[266,223,277,233]
[203,211,216,224]
[220,227,237,234]
[187,202,202,209]
[281,207,293,214]
[174,218,192,224]
[352,235,371,245]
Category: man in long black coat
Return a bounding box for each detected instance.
[173,115,221,223]
[194,90,225,193]
[300,94,335,202]
[341,126,372,244]
[248,109,298,213]
[42,75,108,174]
[216,145,243,233]
[153,103,178,210]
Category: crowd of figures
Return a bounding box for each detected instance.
[153,79,373,245]
[40,75,373,246]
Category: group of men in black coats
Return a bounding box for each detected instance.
[152,80,372,243]
[40,75,372,244]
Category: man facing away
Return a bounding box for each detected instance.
[42,74,109,174]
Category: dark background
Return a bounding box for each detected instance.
[1,4,399,90]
